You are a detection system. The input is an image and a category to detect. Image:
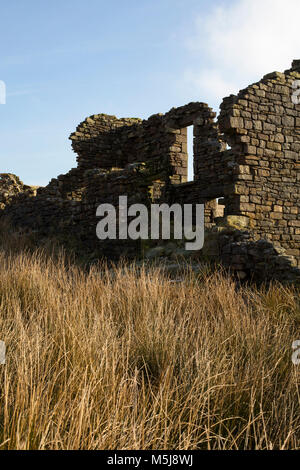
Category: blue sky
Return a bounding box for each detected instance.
[1,0,299,185]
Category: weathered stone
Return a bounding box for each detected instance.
[1,60,300,282]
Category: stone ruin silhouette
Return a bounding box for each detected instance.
[1,60,300,282]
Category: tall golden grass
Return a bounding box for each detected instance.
[0,226,299,449]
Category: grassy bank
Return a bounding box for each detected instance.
[0,235,299,449]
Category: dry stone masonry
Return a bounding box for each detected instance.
[1,60,300,282]
[0,174,38,211]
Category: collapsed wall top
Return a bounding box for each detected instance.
[69,102,216,185]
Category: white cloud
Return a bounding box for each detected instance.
[183,69,238,105]
[184,0,300,109]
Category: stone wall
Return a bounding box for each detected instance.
[0,173,38,211]
[70,102,216,187]
[1,60,300,281]
[1,162,168,259]
[218,60,300,264]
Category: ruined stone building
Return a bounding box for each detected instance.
[1,60,300,281]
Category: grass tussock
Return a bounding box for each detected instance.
[0,239,299,449]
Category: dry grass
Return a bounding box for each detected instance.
[0,227,300,449]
